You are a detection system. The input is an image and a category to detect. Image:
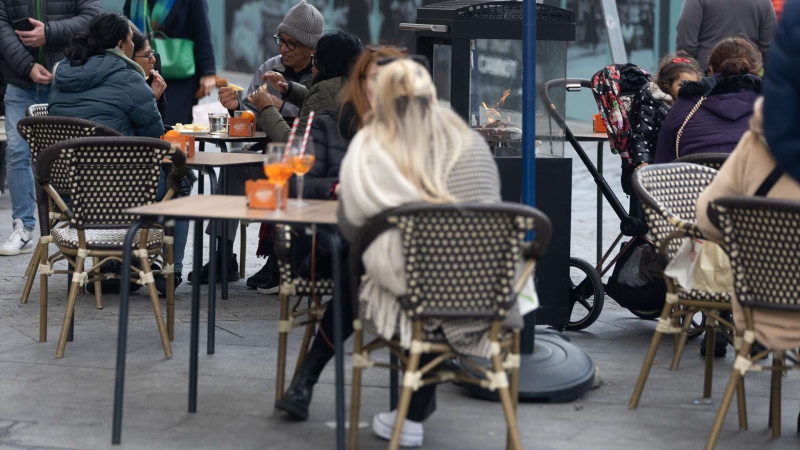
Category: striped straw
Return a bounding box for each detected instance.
[300,111,315,156]
[285,117,300,150]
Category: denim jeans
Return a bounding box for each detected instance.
[156,170,189,274]
[5,83,51,230]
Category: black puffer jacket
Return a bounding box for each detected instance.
[288,103,357,200]
[629,82,672,167]
[0,0,101,89]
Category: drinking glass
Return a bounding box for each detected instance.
[263,143,293,210]
[288,139,316,207]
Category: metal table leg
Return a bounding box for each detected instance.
[596,141,603,265]
[221,167,229,300]
[320,228,345,450]
[189,218,203,413]
[198,141,205,194]
[207,169,218,355]
[112,219,144,445]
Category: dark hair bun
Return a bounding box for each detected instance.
[718,57,752,77]
[63,13,130,67]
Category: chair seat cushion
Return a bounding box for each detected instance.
[678,289,731,303]
[52,228,164,251]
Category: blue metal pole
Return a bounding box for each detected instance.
[522,0,536,209]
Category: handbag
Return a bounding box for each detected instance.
[143,0,196,80]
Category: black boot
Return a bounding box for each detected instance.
[275,340,334,421]
[188,238,239,284]
[700,331,728,358]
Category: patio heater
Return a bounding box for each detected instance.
[401,0,594,401]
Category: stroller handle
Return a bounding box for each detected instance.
[540,78,592,128]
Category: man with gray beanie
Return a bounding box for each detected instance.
[193,1,323,287]
[217,0,323,122]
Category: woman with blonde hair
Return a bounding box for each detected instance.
[338,59,521,447]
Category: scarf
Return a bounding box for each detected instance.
[339,129,423,348]
[105,48,147,78]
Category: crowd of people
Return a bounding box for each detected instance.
[1,0,799,447]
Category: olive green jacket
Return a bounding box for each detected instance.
[258,76,346,143]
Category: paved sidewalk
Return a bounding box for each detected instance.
[1,142,799,449]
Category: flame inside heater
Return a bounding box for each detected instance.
[482,89,512,124]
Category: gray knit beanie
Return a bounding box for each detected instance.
[277,1,324,50]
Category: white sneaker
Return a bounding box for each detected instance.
[0,219,34,256]
[372,410,424,448]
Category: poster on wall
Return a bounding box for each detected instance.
[224,0,439,73]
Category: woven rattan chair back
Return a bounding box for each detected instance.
[36,137,176,230]
[18,116,121,194]
[633,163,719,260]
[675,152,730,170]
[355,203,552,320]
[25,103,49,117]
[712,197,800,311]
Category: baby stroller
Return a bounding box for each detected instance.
[541,65,704,335]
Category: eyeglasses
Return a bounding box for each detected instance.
[134,50,155,60]
[274,34,301,51]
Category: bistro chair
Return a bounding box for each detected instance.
[675,153,730,171]
[629,163,737,409]
[273,224,334,401]
[34,137,184,358]
[705,197,800,449]
[25,103,49,117]
[17,116,121,323]
[347,203,552,450]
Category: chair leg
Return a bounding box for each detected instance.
[771,352,784,437]
[507,331,522,450]
[670,307,694,371]
[39,248,49,343]
[389,350,420,450]
[348,323,364,450]
[703,319,717,399]
[93,257,103,309]
[706,340,753,450]
[275,292,290,402]
[56,254,84,358]
[166,243,175,341]
[20,243,41,304]
[78,258,86,295]
[629,301,672,409]
[736,375,748,430]
[239,224,246,280]
[294,300,316,376]
[139,248,172,358]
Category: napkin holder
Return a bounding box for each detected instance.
[246,179,288,210]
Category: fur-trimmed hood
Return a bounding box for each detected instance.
[677,73,763,99]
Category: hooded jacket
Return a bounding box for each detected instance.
[0,0,101,90]
[630,82,673,166]
[655,74,762,163]
[48,51,164,138]
[763,0,800,182]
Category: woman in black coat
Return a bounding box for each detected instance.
[124,0,216,125]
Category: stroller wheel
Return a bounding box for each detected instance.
[628,309,661,320]
[565,258,604,331]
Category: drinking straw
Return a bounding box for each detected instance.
[286,117,300,150]
[300,111,315,156]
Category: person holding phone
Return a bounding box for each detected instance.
[0,0,101,256]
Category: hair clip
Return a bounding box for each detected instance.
[671,57,692,64]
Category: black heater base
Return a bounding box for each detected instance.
[460,331,595,403]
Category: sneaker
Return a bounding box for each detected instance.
[371,411,424,448]
[155,272,183,296]
[188,255,239,284]
[0,219,34,256]
[247,259,276,288]
[256,270,280,295]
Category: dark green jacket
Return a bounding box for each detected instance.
[258,76,345,143]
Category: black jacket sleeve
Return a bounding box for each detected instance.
[191,0,216,76]
[0,2,36,79]
[46,0,101,46]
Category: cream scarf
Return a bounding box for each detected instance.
[339,129,423,348]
